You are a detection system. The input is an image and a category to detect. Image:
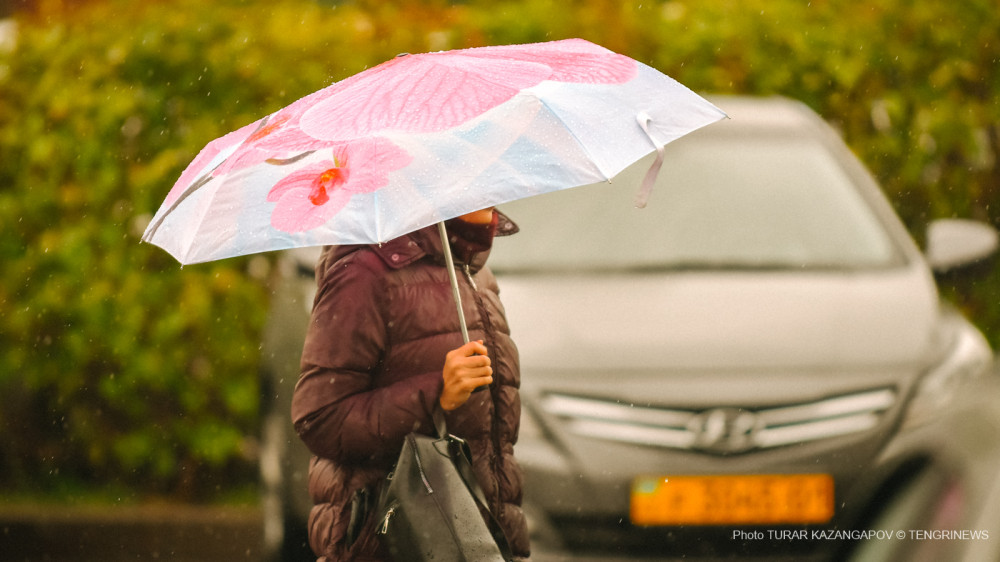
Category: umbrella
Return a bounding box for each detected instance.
[142,38,726,340]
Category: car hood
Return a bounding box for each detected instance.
[498,265,942,377]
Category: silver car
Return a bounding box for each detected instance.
[259,96,998,561]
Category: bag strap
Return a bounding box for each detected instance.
[432,406,516,561]
[431,406,448,439]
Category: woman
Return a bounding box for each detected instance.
[291,208,530,561]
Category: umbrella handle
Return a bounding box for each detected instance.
[437,221,471,344]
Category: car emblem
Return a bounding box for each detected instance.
[687,408,762,454]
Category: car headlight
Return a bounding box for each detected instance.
[904,322,993,428]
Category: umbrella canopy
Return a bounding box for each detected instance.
[142,38,726,265]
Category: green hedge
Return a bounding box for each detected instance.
[1,0,998,499]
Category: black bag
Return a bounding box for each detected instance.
[375,409,514,561]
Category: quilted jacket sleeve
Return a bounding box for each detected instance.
[291,249,442,465]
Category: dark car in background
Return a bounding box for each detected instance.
[259,96,999,561]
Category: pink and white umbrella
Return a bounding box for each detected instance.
[142,38,726,265]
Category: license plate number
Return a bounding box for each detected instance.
[631,473,834,525]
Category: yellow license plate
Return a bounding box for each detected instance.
[631,474,834,525]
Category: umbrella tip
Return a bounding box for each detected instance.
[396,52,410,58]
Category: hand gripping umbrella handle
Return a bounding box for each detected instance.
[437,221,471,344]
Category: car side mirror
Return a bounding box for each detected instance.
[925,218,999,280]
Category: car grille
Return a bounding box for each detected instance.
[540,387,897,454]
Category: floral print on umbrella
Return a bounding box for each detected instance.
[267,137,411,233]
[144,39,725,264]
[153,39,639,240]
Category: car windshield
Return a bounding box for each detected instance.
[490,134,903,273]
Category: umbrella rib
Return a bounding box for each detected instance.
[265,151,316,166]
[142,173,213,244]
[533,94,614,183]
[372,190,384,243]
[142,114,266,250]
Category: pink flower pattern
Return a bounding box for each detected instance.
[213,88,334,176]
[266,137,411,233]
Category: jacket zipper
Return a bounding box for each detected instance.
[461,262,504,518]
[462,264,478,291]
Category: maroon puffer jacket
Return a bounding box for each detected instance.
[291,213,529,561]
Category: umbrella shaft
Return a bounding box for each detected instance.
[437,222,471,344]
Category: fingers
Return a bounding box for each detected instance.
[444,341,491,376]
[451,339,488,358]
[447,376,492,404]
[445,348,489,367]
[440,340,494,411]
[447,355,492,386]
[440,379,491,411]
[459,353,492,372]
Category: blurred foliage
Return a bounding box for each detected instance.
[0,0,998,499]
